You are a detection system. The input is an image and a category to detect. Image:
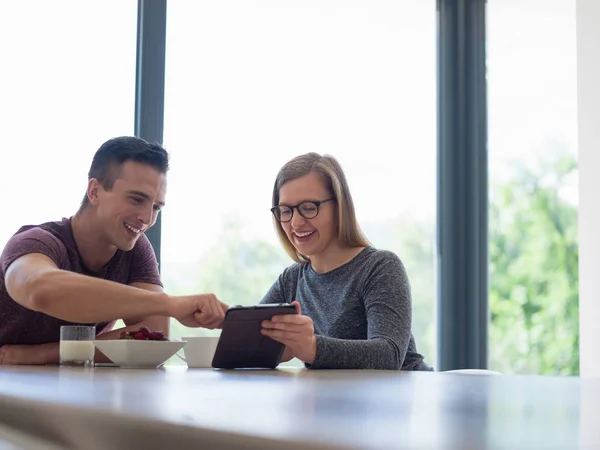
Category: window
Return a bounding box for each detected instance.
[487,0,578,374]
[0,1,137,248]
[163,1,437,365]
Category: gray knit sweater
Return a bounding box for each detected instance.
[261,246,433,370]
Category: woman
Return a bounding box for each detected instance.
[260,153,432,370]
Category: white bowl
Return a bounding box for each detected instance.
[181,336,220,368]
[94,340,186,369]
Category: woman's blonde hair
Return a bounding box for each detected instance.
[272,152,370,263]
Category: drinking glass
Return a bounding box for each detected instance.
[59,325,96,367]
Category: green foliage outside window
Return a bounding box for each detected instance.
[489,150,578,375]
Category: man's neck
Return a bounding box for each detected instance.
[71,210,118,272]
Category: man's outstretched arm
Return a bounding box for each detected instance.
[6,253,172,323]
[6,253,227,329]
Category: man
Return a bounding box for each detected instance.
[0,136,227,365]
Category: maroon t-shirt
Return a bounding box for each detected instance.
[0,217,162,346]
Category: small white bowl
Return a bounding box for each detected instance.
[94,339,186,369]
[180,336,220,368]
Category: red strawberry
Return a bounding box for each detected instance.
[133,332,146,340]
[149,332,163,341]
[139,327,151,338]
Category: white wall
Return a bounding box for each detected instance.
[577,0,600,377]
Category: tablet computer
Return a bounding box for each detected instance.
[211,303,296,369]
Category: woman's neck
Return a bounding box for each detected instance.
[310,245,366,274]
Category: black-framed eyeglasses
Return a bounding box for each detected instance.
[271,198,335,222]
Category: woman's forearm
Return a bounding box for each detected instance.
[308,336,403,370]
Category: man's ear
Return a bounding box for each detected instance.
[87,179,101,206]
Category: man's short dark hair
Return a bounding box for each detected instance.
[79,136,170,210]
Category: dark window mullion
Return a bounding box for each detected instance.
[436,0,488,371]
[134,0,167,271]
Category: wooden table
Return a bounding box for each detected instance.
[0,366,597,449]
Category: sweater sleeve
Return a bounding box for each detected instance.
[260,264,300,305]
[260,276,285,305]
[308,253,412,370]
